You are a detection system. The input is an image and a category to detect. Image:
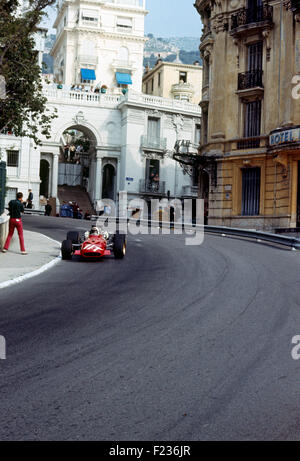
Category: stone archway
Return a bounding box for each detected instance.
[58,124,98,199]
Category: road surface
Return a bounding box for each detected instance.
[1,215,300,440]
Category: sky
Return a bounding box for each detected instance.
[145,0,202,37]
[43,0,202,37]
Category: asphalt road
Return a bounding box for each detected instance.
[1,215,300,441]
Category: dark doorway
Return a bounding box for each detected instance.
[40,159,50,197]
[102,164,115,200]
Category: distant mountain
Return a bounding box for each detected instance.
[42,33,201,76]
[144,34,201,68]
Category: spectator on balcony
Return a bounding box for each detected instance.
[70,145,76,162]
[64,144,70,161]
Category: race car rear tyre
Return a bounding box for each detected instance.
[66,231,80,244]
[113,233,127,259]
[61,239,73,260]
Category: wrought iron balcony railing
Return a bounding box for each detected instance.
[139,179,166,195]
[141,135,167,151]
[237,136,261,149]
[231,4,273,30]
[238,70,263,90]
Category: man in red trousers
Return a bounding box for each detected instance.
[2,192,27,254]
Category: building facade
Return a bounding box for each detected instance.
[0,0,201,212]
[195,0,300,230]
[52,0,147,92]
[143,60,203,105]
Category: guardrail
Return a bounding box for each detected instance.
[91,216,300,250]
[24,209,44,216]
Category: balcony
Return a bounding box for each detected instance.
[78,55,98,65]
[111,59,135,73]
[225,135,268,151]
[230,3,273,36]
[139,179,166,195]
[181,185,198,197]
[141,135,167,152]
[171,82,194,101]
[237,70,264,97]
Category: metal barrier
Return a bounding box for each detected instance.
[91,215,300,250]
[0,161,6,216]
[24,209,44,216]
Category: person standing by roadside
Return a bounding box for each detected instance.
[2,192,27,254]
[26,189,33,208]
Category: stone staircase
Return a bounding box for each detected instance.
[58,185,95,215]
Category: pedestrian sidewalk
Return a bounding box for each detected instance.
[0,230,61,287]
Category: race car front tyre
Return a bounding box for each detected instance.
[66,231,80,244]
[61,239,73,260]
[113,233,127,259]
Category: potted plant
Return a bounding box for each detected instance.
[101,85,108,94]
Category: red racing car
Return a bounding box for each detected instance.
[61,226,127,260]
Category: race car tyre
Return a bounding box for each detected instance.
[61,239,73,260]
[66,231,80,244]
[113,233,127,259]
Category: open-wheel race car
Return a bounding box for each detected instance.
[61,226,127,260]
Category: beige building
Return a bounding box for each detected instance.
[142,59,203,104]
[194,0,300,230]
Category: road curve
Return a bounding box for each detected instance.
[1,215,300,441]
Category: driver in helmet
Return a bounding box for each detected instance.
[84,225,109,240]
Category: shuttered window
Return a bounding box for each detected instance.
[147,117,160,142]
[242,167,261,216]
[117,16,133,32]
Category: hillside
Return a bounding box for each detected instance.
[42,33,201,75]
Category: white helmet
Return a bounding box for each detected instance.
[90,226,100,235]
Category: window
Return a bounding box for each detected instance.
[179,71,187,83]
[242,167,260,216]
[151,78,154,92]
[147,117,160,143]
[244,99,261,138]
[7,150,19,167]
[203,56,210,86]
[117,16,133,33]
[146,159,160,191]
[81,9,98,25]
[248,41,263,71]
[158,72,161,87]
[195,124,201,145]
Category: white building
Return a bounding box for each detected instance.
[1,0,201,212]
[52,0,147,92]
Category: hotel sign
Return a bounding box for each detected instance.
[269,127,300,146]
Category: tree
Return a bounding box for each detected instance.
[0,0,57,144]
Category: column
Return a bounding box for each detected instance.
[51,150,59,198]
[94,149,102,201]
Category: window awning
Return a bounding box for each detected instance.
[81,68,96,80]
[116,72,132,85]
